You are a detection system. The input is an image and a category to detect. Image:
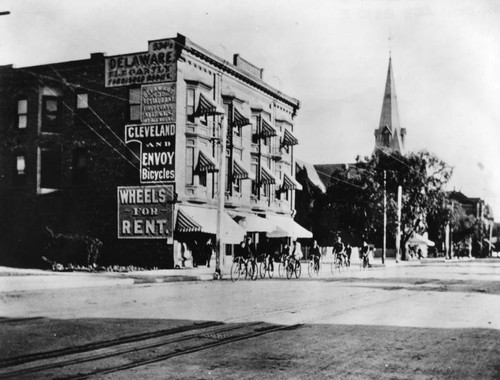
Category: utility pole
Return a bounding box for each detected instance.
[395,185,402,263]
[215,114,228,279]
[382,170,386,264]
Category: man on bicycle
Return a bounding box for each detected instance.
[360,241,370,267]
[333,236,346,266]
[244,236,256,272]
[310,240,321,271]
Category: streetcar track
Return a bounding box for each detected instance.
[0,321,263,379]
[0,321,222,369]
[65,323,304,380]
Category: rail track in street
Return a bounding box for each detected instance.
[0,286,420,380]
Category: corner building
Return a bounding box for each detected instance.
[0,34,310,268]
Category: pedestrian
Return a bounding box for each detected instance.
[191,239,200,267]
[204,238,214,267]
[345,243,352,267]
[417,247,423,260]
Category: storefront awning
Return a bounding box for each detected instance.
[407,233,435,247]
[229,211,275,233]
[233,159,251,180]
[195,93,225,116]
[176,205,245,244]
[282,173,303,191]
[260,166,277,185]
[259,118,278,138]
[265,214,313,239]
[196,151,219,173]
[176,208,202,233]
[282,128,299,146]
[232,106,251,127]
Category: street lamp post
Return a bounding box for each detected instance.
[382,170,386,265]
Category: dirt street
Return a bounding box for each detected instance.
[0,260,499,379]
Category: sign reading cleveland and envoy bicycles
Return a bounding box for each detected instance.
[125,123,176,183]
[117,185,174,239]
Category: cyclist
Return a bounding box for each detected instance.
[258,237,273,272]
[243,236,257,273]
[310,240,321,271]
[332,236,346,267]
[360,241,370,267]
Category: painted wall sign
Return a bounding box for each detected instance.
[117,185,174,239]
[105,39,177,87]
[125,123,176,183]
[141,83,176,124]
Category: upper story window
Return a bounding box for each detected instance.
[13,155,26,186]
[129,88,141,122]
[17,100,28,129]
[382,130,391,147]
[185,139,195,186]
[72,148,88,186]
[41,96,61,133]
[186,88,195,123]
[76,93,89,109]
[39,148,62,193]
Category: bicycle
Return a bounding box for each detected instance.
[307,256,320,277]
[231,256,258,281]
[277,253,289,278]
[360,253,369,271]
[286,256,302,279]
[330,253,344,275]
[258,253,274,279]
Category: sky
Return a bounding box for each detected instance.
[1,0,499,220]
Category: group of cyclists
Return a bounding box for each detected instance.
[231,234,372,281]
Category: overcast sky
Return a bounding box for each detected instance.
[1,0,499,220]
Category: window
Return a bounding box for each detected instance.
[129,88,141,121]
[14,155,26,186]
[41,96,61,132]
[72,148,88,186]
[251,115,258,144]
[17,100,28,129]
[186,141,194,186]
[186,88,195,123]
[199,169,207,187]
[251,156,259,196]
[76,93,89,109]
[40,149,62,190]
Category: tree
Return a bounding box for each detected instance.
[317,150,453,257]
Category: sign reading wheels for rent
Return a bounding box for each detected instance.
[117,185,174,239]
[125,123,176,183]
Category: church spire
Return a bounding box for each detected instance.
[374,57,406,155]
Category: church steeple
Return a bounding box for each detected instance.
[374,57,406,155]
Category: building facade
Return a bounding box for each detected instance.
[0,34,310,269]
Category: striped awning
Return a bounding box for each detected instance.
[282,173,303,191]
[196,151,219,173]
[232,106,251,127]
[260,166,277,185]
[176,205,245,244]
[282,128,298,146]
[195,93,225,116]
[260,118,278,138]
[176,208,202,233]
[233,159,251,180]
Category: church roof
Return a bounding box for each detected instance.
[374,58,405,155]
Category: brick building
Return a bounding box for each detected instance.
[0,34,310,269]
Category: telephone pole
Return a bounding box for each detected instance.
[382,170,386,264]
